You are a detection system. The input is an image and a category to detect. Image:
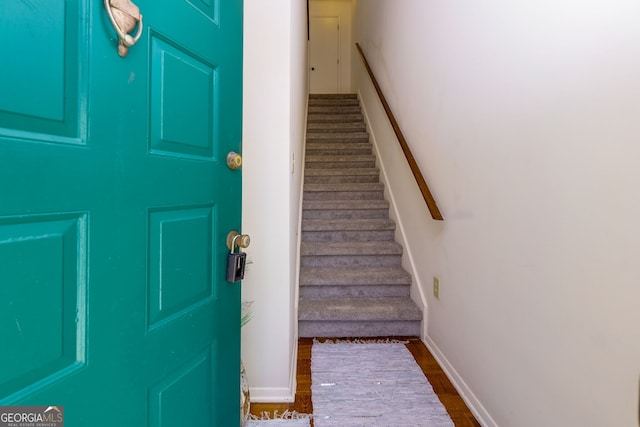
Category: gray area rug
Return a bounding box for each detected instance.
[311,341,454,426]
[244,419,310,427]
[244,418,311,427]
[244,411,311,427]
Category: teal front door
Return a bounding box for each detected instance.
[0,1,243,425]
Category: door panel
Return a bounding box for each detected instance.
[0,213,86,398]
[0,1,85,142]
[150,36,217,159]
[309,16,339,93]
[0,1,242,425]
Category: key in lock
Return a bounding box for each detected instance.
[226,232,249,283]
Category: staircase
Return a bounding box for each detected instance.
[298,94,422,338]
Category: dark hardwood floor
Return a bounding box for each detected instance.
[250,338,480,426]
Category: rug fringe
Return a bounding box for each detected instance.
[313,338,409,344]
[248,410,312,421]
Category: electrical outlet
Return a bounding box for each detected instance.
[433,277,440,300]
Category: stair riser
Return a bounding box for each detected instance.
[303,191,384,201]
[306,142,372,149]
[300,285,410,299]
[307,141,370,147]
[301,255,402,268]
[307,135,369,142]
[306,148,372,156]
[309,98,360,107]
[305,175,379,184]
[309,94,357,99]
[307,115,363,123]
[302,230,395,242]
[309,106,362,114]
[299,268,412,286]
[302,209,389,220]
[307,130,367,138]
[309,96,358,102]
[299,321,421,338]
[306,161,376,169]
[304,183,383,191]
[305,169,380,179]
[309,101,359,107]
[307,123,366,131]
[306,154,375,161]
[305,168,379,176]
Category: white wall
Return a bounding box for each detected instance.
[242,0,308,402]
[289,0,310,397]
[309,0,352,92]
[353,1,640,426]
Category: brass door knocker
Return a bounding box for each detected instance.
[104,0,143,57]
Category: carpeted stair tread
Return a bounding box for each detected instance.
[301,200,390,220]
[303,199,389,209]
[302,219,395,232]
[308,99,360,108]
[301,241,403,256]
[306,131,369,141]
[306,141,372,149]
[305,155,376,168]
[298,298,422,321]
[304,168,380,184]
[302,207,389,220]
[300,285,410,299]
[300,267,411,286]
[303,186,384,201]
[305,163,376,173]
[306,154,375,161]
[299,320,421,338]
[306,138,371,146]
[301,219,397,242]
[303,185,384,201]
[299,266,412,298]
[305,175,379,184]
[305,143,372,156]
[307,122,366,132]
[308,106,362,115]
[301,253,402,268]
[304,168,379,177]
[304,182,384,192]
[307,114,364,123]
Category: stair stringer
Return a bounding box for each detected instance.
[356,89,433,339]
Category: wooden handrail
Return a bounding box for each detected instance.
[356,43,443,221]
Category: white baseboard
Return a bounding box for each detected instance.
[356,87,429,320]
[249,387,295,403]
[423,336,497,427]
